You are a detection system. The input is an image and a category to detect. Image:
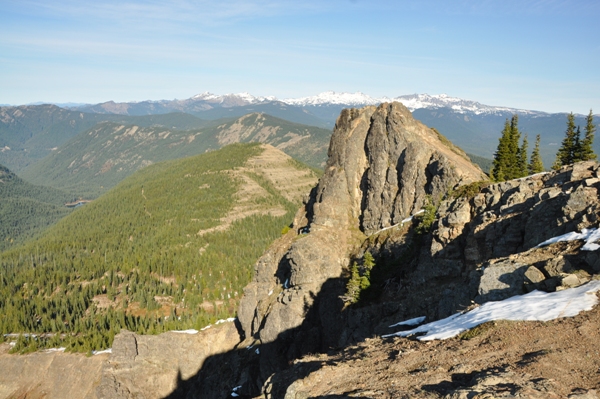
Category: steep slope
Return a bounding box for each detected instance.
[0,143,319,353]
[258,160,600,399]
[0,163,73,251]
[21,113,329,198]
[0,104,210,172]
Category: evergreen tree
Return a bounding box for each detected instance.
[517,134,529,177]
[553,112,577,169]
[580,109,597,161]
[573,126,582,162]
[506,115,521,179]
[528,134,545,174]
[491,119,511,181]
[491,115,528,181]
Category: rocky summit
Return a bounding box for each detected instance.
[232,102,486,391]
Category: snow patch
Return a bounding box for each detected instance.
[282,91,386,106]
[231,385,242,396]
[382,280,600,341]
[535,228,600,251]
[44,347,66,353]
[172,329,199,334]
[215,317,236,325]
[93,348,112,355]
[389,316,426,328]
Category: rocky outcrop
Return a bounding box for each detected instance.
[96,323,240,399]
[235,102,486,392]
[428,161,600,302]
[0,343,107,399]
[0,322,239,399]
[229,106,600,397]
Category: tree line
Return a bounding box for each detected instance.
[490,110,596,181]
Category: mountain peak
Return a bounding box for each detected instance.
[282,91,385,106]
[189,92,276,106]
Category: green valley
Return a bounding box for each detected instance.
[0,143,319,353]
[0,164,74,251]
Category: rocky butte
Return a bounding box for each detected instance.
[3,102,600,398]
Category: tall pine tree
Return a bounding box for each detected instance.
[506,115,521,179]
[528,134,544,174]
[491,119,511,181]
[553,112,577,169]
[517,134,529,177]
[553,111,596,168]
[491,115,528,181]
[580,109,597,161]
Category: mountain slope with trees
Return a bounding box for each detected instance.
[0,105,211,173]
[21,113,330,198]
[0,163,73,251]
[0,143,319,353]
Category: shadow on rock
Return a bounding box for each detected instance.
[161,278,352,399]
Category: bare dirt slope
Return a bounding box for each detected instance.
[275,295,600,399]
[197,144,319,236]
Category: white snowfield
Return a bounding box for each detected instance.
[383,280,600,341]
[536,227,600,251]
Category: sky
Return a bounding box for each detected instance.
[1,0,599,114]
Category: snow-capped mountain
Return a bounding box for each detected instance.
[392,94,546,116]
[190,92,276,106]
[277,91,547,116]
[72,90,551,119]
[282,91,387,107]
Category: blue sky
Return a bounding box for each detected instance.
[1,0,599,113]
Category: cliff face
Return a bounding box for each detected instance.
[236,102,486,389]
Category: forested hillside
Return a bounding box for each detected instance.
[0,104,211,172]
[21,113,329,198]
[0,143,319,353]
[0,164,73,251]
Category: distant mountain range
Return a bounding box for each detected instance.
[3,92,599,181]
[67,91,598,168]
[73,91,551,117]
